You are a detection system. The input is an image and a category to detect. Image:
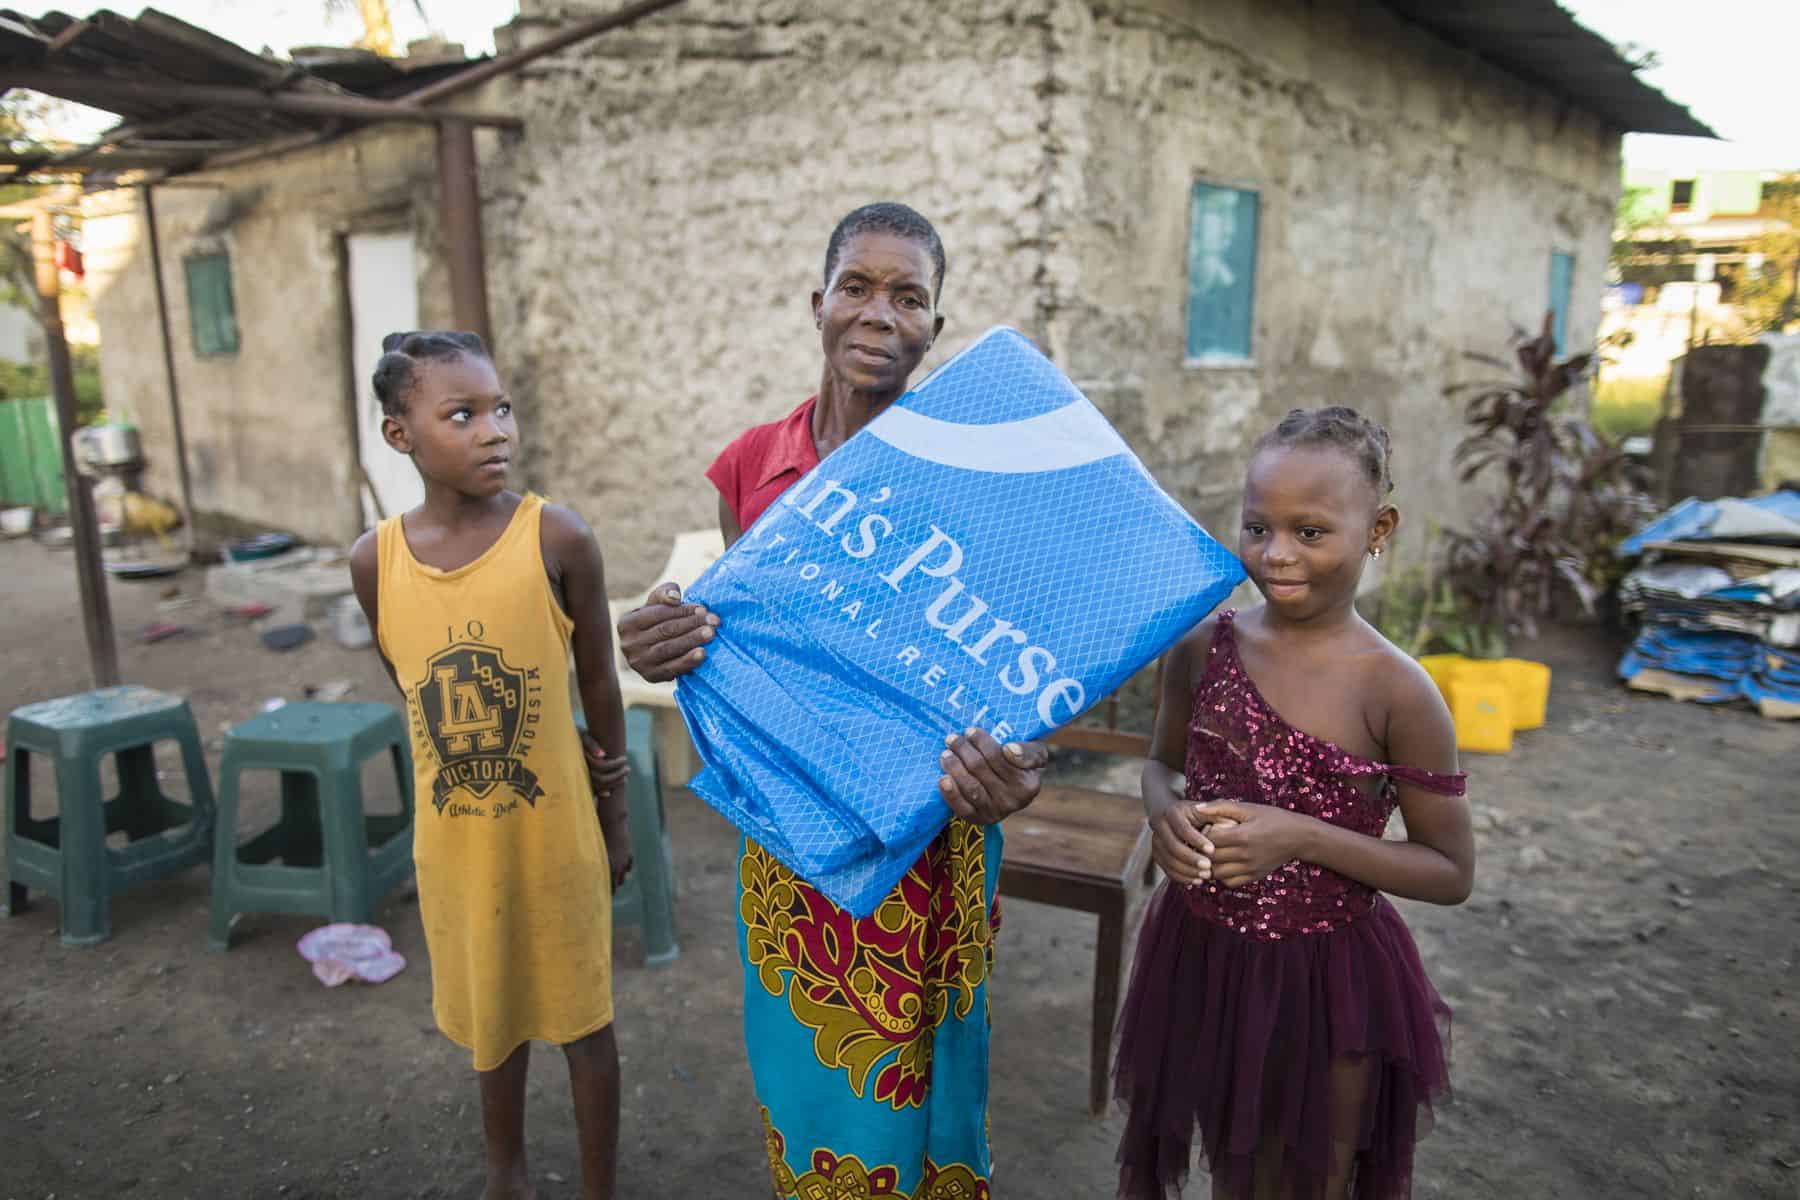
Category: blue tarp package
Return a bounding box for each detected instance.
[1617,491,1800,716]
[676,326,1245,916]
[1618,626,1800,705]
[1618,490,1800,556]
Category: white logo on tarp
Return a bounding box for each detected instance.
[866,402,1128,474]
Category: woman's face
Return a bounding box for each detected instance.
[812,231,944,397]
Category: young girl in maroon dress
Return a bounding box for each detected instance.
[1114,407,1476,1200]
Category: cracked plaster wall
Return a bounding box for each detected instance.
[490,0,1618,588]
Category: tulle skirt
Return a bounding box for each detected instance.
[1113,884,1451,1200]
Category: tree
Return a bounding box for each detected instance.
[1734,174,1800,335]
[1610,182,1696,292]
[0,93,49,317]
[324,0,432,57]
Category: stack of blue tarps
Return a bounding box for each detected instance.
[1617,627,1800,705]
[1618,491,1800,555]
[676,327,1246,916]
[1617,489,1800,718]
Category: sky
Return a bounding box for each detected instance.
[141,0,520,59]
[1560,0,1795,171]
[14,0,1796,172]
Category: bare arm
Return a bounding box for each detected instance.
[1298,662,1473,904]
[1141,628,1218,884]
[348,530,401,694]
[719,493,743,549]
[1202,658,1474,905]
[543,503,635,888]
[1143,629,1200,804]
[543,506,629,796]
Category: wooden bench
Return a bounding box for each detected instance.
[998,700,1156,1114]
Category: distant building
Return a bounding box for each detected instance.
[1605,167,1796,381]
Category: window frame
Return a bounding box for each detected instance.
[1182,176,1262,370]
[183,249,241,359]
[1548,249,1576,354]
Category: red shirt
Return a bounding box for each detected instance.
[705,396,820,530]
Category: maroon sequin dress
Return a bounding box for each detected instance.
[1114,612,1466,1200]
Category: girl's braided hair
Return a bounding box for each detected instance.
[1253,406,1393,496]
[371,330,490,416]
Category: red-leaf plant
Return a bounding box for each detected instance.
[1442,313,1653,651]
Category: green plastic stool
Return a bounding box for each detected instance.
[577,707,678,964]
[208,701,413,951]
[4,685,216,947]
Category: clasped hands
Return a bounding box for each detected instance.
[1148,779,1313,889]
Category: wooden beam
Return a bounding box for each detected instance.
[45,18,92,56]
[33,210,120,688]
[201,126,342,171]
[0,152,205,171]
[5,68,524,129]
[438,120,492,350]
[141,186,197,543]
[404,0,686,106]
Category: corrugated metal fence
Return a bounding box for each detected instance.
[0,396,67,514]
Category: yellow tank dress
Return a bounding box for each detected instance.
[376,493,613,1070]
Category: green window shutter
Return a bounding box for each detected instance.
[184,252,240,357]
[1186,182,1260,362]
[1549,251,1575,353]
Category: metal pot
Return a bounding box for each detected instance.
[75,423,142,468]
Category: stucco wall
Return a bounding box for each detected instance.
[485,1,1056,586]
[1043,0,1621,543]
[489,0,1620,590]
[81,0,1622,576]
[82,124,453,544]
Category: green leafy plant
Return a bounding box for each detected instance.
[1363,527,1506,660]
[0,348,107,426]
[1590,374,1665,441]
[1439,314,1654,652]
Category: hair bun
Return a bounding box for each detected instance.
[372,330,491,416]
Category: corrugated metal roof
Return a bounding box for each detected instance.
[1381,0,1716,138]
[2,0,1714,189]
[0,6,483,184]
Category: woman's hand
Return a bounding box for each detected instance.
[937,728,1049,825]
[616,583,718,682]
[1193,800,1314,889]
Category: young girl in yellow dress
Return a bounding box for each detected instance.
[348,330,633,1200]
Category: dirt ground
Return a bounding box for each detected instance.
[1,534,1796,1200]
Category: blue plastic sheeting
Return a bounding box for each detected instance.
[676,327,1245,916]
[1618,626,1800,704]
[1619,491,1800,556]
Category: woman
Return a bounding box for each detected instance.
[617,202,1047,1198]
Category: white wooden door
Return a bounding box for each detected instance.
[348,231,425,525]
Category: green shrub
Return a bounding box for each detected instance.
[0,345,106,426]
[1591,375,1665,442]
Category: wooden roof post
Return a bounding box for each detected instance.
[33,208,120,688]
[140,184,197,541]
[436,118,491,351]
